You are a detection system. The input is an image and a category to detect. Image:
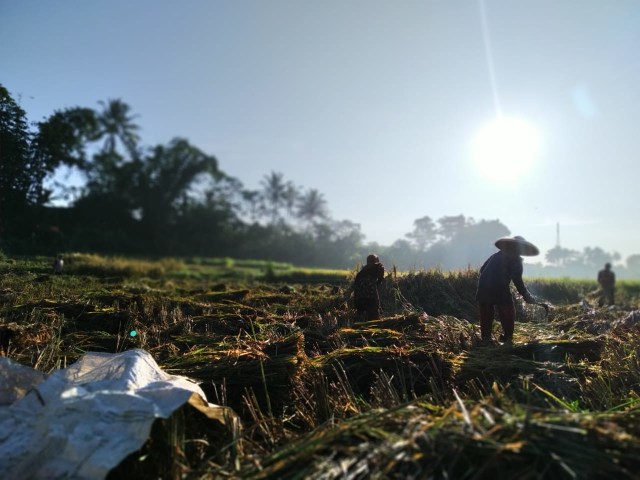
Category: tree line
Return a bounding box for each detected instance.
[1,84,637,276]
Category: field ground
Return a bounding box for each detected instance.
[2,254,640,479]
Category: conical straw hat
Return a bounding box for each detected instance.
[494,235,540,256]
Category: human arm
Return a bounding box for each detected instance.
[509,256,536,304]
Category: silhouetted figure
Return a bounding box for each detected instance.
[476,236,542,345]
[597,263,615,306]
[353,254,385,320]
[52,254,64,275]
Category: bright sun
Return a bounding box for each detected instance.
[471,116,541,184]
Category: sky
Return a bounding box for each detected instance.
[2,1,640,263]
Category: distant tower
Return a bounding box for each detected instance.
[556,222,560,248]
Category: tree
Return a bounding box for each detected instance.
[260,171,297,224]
[582,246,619,270]
[545,246,579,267]
[446,219,509,268]
[173,190,241,255]
[627,254,640,273]
[241,189,263,222]
[296,188,328,228]
[33,107,99,169]
[75,137,230,254]
[384,239,418,270]
[0,84,52,250]
[282,181,300,218]
[0,84,33,211]
[417,218,509,269]
[133,139,224,232]
[97,99,140,158]
[405,215,436,251]
[32,107,100,202]
[437,214,469,241]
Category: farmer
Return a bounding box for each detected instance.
[353,254,385,320]
[476,236,545,345]
[597,262,615,306]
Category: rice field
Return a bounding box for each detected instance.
[2,254,640,479]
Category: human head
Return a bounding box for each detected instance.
[366,254,380,265]
[605,263,611,270]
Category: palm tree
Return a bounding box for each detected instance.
[282,181,300,219]
[97,99,140,159]
[260,171,288,224]
[296,188,328,228]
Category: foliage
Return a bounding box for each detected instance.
[2,84,638,274]
[0,84,38,243]
[405,215,436,251]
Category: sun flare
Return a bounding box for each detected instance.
[471,116,541,184]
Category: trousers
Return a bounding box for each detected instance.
[478,303,515,340]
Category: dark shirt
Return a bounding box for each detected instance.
[475,250,533,305]
[598,269,615,290]
[353,263,385,300]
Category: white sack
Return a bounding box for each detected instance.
[0,349,234,479]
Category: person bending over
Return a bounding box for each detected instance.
[353,254,385,320]
[476,236,542,345]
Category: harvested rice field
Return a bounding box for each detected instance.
[2,255,640,479]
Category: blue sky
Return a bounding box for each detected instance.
[2,1,640,262]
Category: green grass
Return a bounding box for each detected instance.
[0,252,351,284]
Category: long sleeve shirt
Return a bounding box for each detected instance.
[475,250,534,305]
[353,263,385,300]
[597,269,615,289]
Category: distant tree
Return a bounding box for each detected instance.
[97,99,140,158]
[260,171,289,224]
[75,137,229,254]
[545,246,579,267]
[428,219,508,269]
[627,254,640,273]
[133,139,223,231]
[384,239,418,270]
[582,246,619,270]
[241,189,263,222]
[311,219,364,267]
[173,190,241,255]
[282,181,300,218]
[423,242,449,268]
[451,219,510,267]
[437,214,469,241]
[296,188,328,228]
[405,215,436,251]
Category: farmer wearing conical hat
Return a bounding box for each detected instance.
[475,236,544,345]
[353,254,385,320]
